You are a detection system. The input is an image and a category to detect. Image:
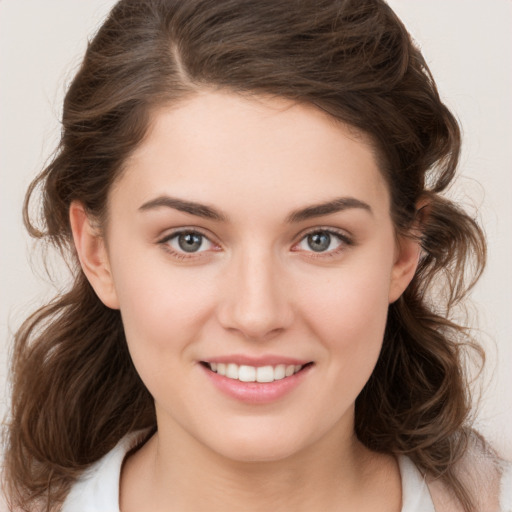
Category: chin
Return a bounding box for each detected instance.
[217,441,300,464]
[202,421,317,464]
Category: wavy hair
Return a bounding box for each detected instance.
[3,0,486,510]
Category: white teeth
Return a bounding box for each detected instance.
[256,366,274,383]
[274,364,286,380]
[208,362,305,382]
[226,363,239,379]
[238,365,256,382]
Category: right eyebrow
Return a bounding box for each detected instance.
[138,196,228,222]
[285,196,373,223]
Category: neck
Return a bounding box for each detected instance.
[120,419,400,512]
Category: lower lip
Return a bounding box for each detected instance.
[200,364,313,404]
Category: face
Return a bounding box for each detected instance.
[73,91,418,463]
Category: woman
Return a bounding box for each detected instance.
[2,0,509,510]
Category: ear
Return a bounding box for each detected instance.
[388,197,430,303]
[388,234,421,304]
[69,201,120,309]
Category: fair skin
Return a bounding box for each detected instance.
[70,91,420,511]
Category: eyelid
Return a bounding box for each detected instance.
[158,225,213,242]
[291,226,354,255]
[157,227,221,259]
[294,226,353,243]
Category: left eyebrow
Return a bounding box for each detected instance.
[285,197,373,223]
[138,196,228,221]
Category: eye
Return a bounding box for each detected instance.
[294,229,351,254]
[161,230,215,255]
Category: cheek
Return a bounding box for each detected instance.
[306,277,390,426]
[299,254,393,380]
[111,263,220,404]
[303,257,392,339]
[109,248,217,354]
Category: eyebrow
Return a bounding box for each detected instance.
[138,195,372,223]
[139,196,228,221]
[285,197,372,223]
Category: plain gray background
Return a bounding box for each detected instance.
[1,1,511,459]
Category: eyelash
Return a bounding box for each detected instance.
[158,228,218,260]
[293,228,353,259]
[157,227,353,261]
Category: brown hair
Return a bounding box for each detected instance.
[3,0,486,510]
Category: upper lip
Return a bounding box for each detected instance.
[201,354,312,367]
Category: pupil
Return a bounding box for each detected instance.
[308,232,330,252]
[178,233,202,252]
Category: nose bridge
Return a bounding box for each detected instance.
[219,242,292,339]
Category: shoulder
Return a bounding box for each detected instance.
[427,434,510,512]
[61,430,151,512]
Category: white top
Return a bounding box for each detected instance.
[61,432,437,512]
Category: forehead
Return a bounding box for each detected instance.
[115,91,390,219]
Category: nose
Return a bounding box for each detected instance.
[217,248,294,341]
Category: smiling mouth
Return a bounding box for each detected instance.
[201,361,313,383]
